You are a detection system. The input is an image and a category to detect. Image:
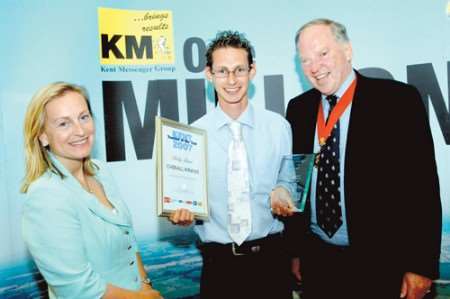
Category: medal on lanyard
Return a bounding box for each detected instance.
[314,79,357,167]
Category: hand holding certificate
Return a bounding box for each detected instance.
[155,117,209,220]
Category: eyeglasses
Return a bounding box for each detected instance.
[211,66,251,78]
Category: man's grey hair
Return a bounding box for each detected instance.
[295,18,350,45]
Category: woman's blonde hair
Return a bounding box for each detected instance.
[21,82,97,193]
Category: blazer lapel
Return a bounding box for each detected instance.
[47,152,132,227]
[59,174,132,227]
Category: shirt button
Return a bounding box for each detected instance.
[124,230,129,235]
[129,260,135,266]
[128,245,132,250]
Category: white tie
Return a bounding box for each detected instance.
[227,121,251,245]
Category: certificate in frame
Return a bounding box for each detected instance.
[155,116,208,219]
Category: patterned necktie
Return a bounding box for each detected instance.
[227,121,251,245]
[316,95,343,238]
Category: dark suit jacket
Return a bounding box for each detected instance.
[285,72,442,279]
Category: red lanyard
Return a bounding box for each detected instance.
[316,79,357,146]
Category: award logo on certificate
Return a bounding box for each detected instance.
[277,154,315,212]
[155,117,208,219]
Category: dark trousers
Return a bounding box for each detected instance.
[301,234,404,299]
[199,233,293,299]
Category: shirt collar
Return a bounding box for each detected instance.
[321,70,356,102]
[47,151,73,177]
[213,102,255,130]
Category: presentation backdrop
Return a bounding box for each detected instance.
[0,0,449,298]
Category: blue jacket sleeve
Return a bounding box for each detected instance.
[22,184,107,299]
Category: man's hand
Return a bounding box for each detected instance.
[270,186,295,216]
[400,272,432,299]
[291,257,302,283]
[168,208,194,226]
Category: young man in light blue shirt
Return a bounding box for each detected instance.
[170,31,294,299]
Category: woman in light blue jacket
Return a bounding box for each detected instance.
[21,82,163,299]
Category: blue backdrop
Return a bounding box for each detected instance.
[0,1,449,298]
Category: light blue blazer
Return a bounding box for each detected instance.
[22,153,141,299]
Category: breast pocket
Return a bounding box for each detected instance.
[250,142,280,198]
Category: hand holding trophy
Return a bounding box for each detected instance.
[270,186,295,216]
[271,154,315,216]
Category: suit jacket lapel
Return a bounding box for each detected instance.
[342,71,369,243]
[304,90,321,153]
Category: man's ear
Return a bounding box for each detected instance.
[205,66,213,82]
[344,43,353,62]
[249,63,256,80]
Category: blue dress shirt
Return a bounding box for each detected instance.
[22,152,141,299]
[193,103,293,244]
[310,71,356,245]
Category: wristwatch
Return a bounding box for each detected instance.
[141,277,153,287]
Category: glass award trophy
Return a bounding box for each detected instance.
[276,154,315,212]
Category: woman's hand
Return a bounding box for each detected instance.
[138,288,163,299]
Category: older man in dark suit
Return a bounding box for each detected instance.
[274,18,442,299]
